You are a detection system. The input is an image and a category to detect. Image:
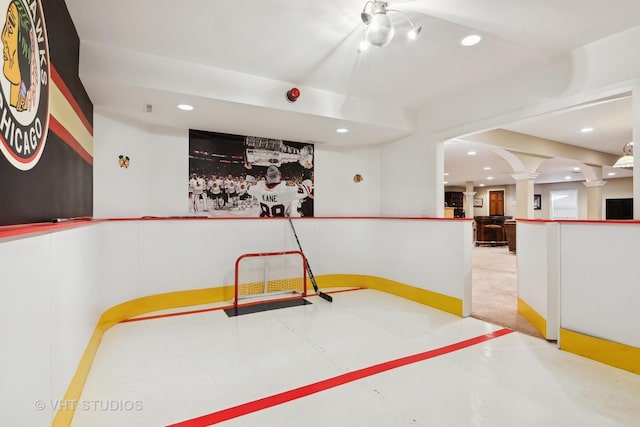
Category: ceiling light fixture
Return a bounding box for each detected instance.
[466,151,477,156]
[612,142,634,169]
[177,104,194,111]
[460,34,482,47]
[358,1,422,52]
[581,127,594,133]
[336,128,349,133]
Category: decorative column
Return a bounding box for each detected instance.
[463,181,475,218]
[583,180,606,220]
[511,172,539,219]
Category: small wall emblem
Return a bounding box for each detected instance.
[118,155,130,168]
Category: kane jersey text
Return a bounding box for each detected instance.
[248,181,308,217]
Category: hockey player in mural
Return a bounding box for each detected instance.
[247,165,308,218]
[188,130,314,218]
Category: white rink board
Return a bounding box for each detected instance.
[559,222,640,348]
[0,226,104,426]
[516,221,560,339]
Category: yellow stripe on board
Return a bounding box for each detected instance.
[50,81,94,156]
[517,297,547,339]
[317,274,463,316]
[53,276,459,425]
[560,328,640,375]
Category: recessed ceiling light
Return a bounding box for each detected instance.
[460,34,482,47]
[487,176,494,180]
[483,166,491,170]
[479,183,485,187]
[444,172,449,176]
[573,167,581,171]
[564,176,572,180]
[443,181,448,185]
[466,151,477,156]
[336,128,349,133]
[177,104,194,111]
[608,172,616,176]
[581,127,593,133]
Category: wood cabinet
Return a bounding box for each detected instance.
[444,192,464,218]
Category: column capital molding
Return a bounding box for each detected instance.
[511,172,539,181]
[463,191,476,197]
[583,180,607,188]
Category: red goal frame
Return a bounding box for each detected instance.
[234,250,307,307]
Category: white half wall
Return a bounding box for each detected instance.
[559,222,640,348]
[517,219,640,347]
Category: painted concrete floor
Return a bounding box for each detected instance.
[72,289,640,427]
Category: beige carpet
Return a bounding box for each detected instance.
[472,245,545,339]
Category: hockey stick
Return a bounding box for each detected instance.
[287,216,333,302]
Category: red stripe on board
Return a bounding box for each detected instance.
[121,288,364,323]
[49,116,93,165]
[167,328,513,427]
[50,65,93,136]
[0,218,95,239]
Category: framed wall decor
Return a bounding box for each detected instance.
[534,194,542,210]
[473,198,483,207]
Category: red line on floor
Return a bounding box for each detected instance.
[166,327,514,427]
[121,288,364,323]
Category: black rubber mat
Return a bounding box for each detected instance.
[224,298,312,317]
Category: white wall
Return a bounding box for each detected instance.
[93,113,188,218]
[380,136,443,217]
[314,146,381,216]
[93,113,382,218]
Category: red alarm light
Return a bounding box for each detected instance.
[286,87,301,102]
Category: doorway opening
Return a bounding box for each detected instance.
[488,190,504,215]
[471,189,542,338]
[471,245,543,338]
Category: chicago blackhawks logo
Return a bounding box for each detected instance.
[0,0,49,170]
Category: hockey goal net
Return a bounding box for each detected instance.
[234,251,307,307]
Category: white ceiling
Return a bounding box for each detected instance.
[64,0,639,187]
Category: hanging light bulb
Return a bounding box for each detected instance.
[359,1,422,52]
[365,11,395,47]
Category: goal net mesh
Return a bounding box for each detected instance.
[234,251,307,305]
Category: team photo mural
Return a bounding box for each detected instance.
[189,129,314,218]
